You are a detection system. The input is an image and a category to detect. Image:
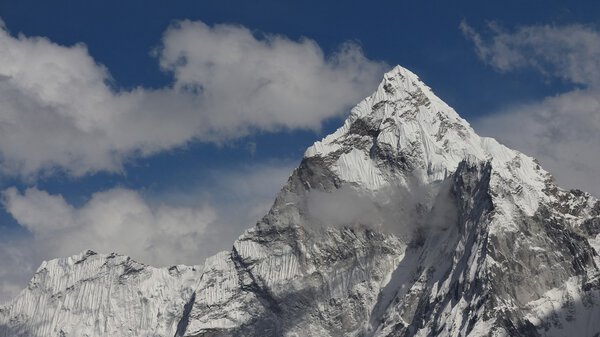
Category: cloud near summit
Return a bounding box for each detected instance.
[0,20,386,177]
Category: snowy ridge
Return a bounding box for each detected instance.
[0,250,201,337]
[2,65,600,337]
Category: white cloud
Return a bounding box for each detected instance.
[2,187,216,266]
[0,20,386,177]
[460,21,600,85]
[0,187,216,302]
[159,20,387,135]
[475,89,600,196]
[0,161,294,303]
[462,22,600,196]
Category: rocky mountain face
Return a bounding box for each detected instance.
[2,66,600,337]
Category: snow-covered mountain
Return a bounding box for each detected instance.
[2,65,600,337]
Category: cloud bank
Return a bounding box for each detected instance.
[0,162,294,302]
[3,187,216,266]
[0,20,386,177]
[462,22,600,196]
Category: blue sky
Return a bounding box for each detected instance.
[0,0,599,300]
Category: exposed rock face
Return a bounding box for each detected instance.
[2,66,599,337]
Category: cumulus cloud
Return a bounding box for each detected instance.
[158,21,386,135]
[0,20,386,177]
[2,187,216,266]
[462,22,600,196]
[0,161,294,302]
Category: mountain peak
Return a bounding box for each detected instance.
[376,65,433,99]
[305,65,491,189]
[4,65,599,337]
[354,65,451,120]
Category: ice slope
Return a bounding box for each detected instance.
[1,65,600,337]
[0,250,202,337]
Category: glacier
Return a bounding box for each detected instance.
[1,65,600,337]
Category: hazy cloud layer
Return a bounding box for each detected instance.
[0,21,385,177]
[306,182,457,239]
[462,22,600,196]
[0,162,294,302]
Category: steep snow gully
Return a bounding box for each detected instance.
[2,66,600,337]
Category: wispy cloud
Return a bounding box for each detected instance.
[0,20,386,178]
[460,21,600,85]
[462,21,600,196]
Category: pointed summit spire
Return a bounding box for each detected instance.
[374,65,433,99]
[305,65,484,184]
[357,65,447,119]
